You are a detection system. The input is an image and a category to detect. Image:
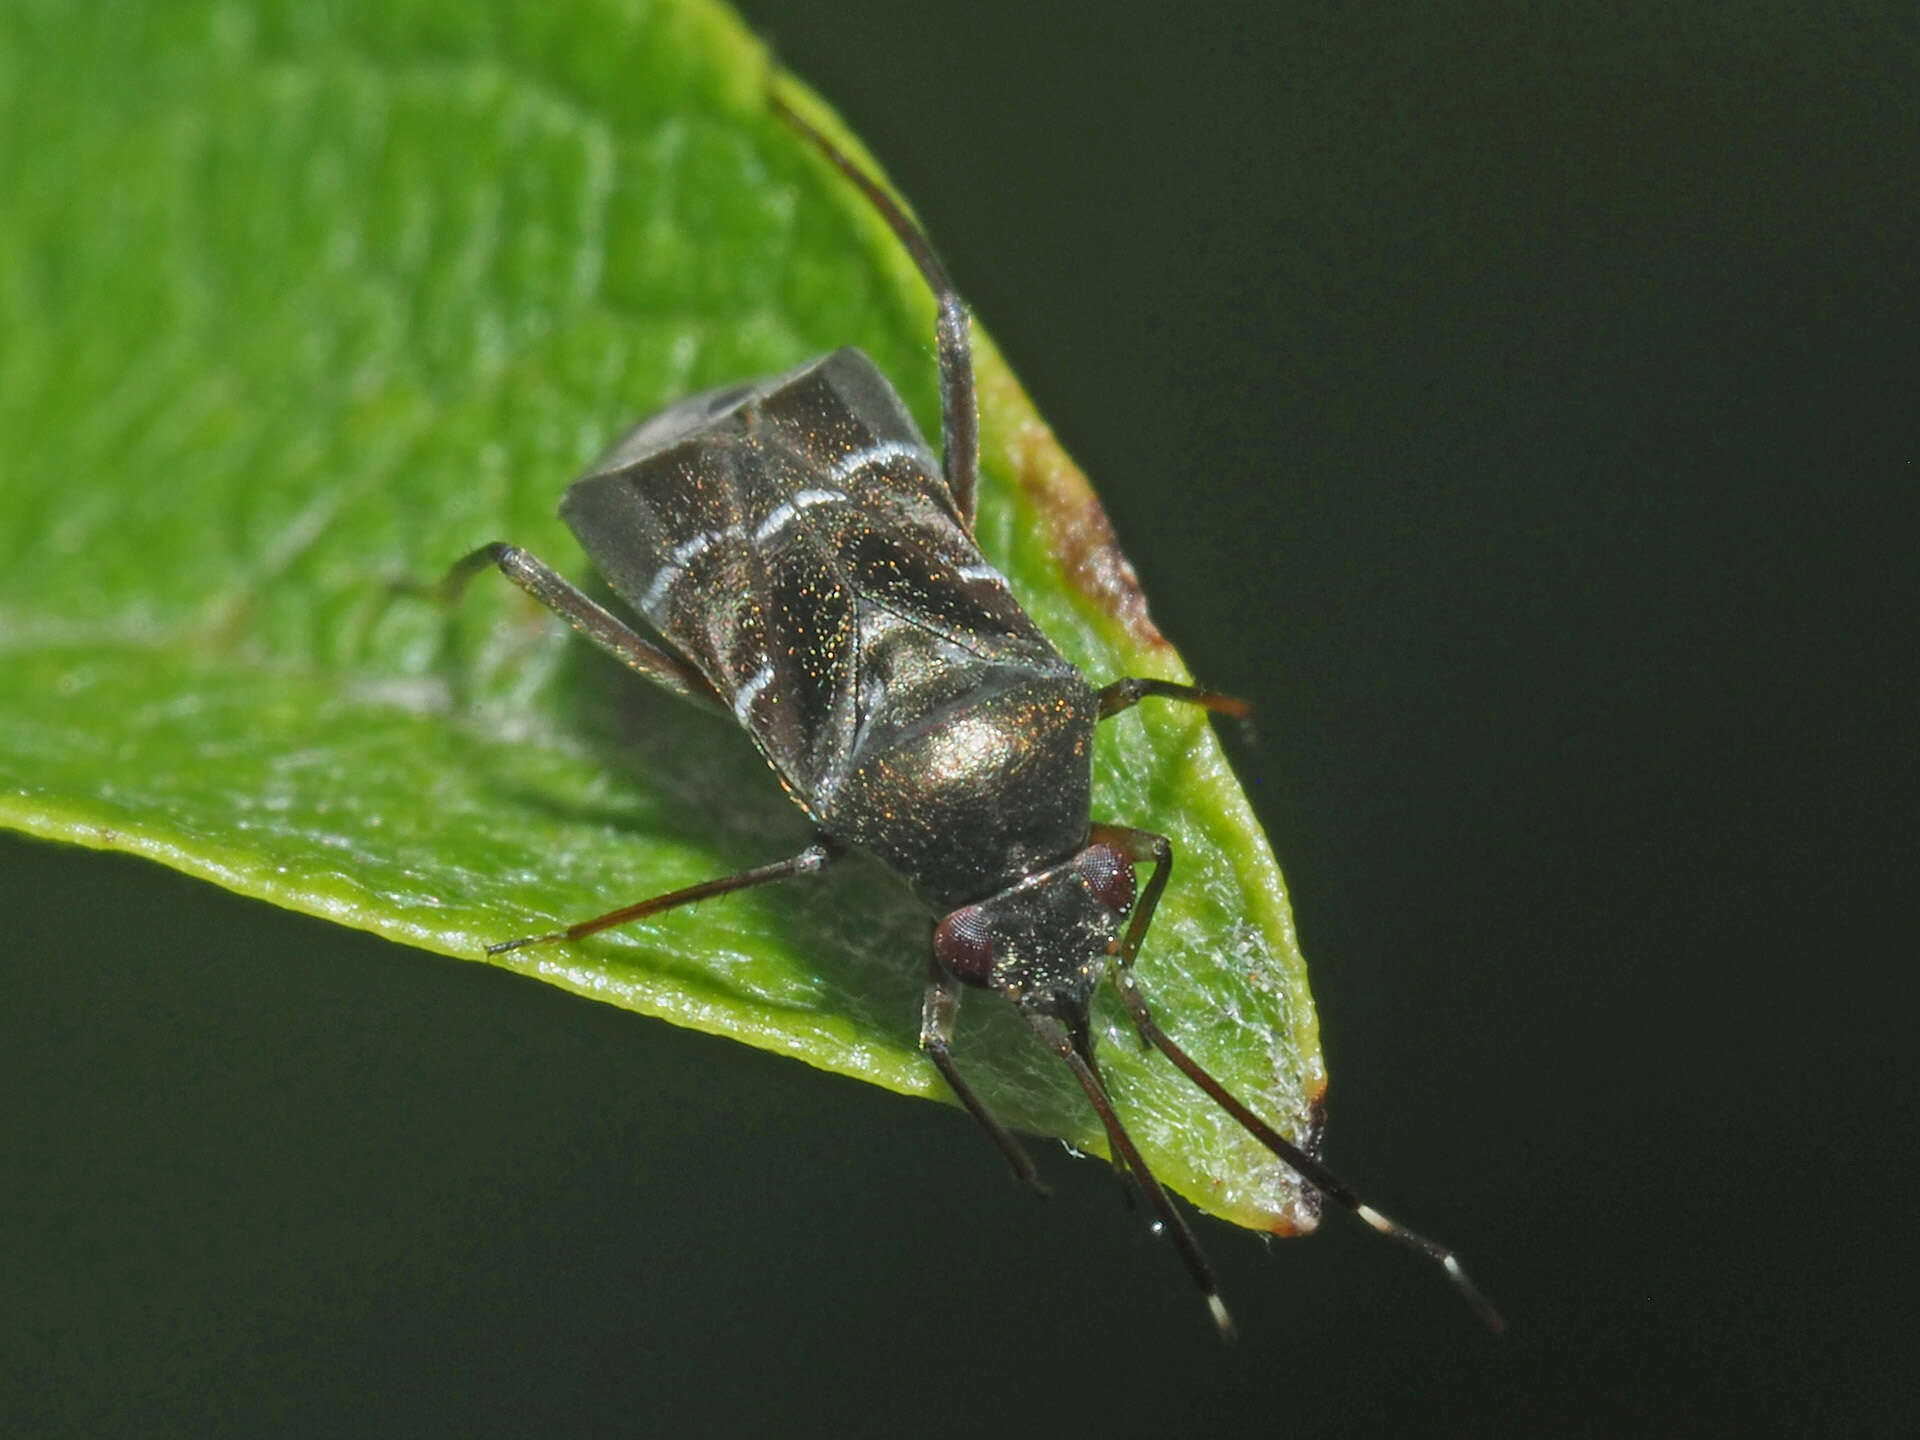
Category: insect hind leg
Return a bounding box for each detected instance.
[921,960,1049,1196]
[434,543,719,708]
[771,89,980,531]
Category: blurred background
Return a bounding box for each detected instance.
[6,2,1914,1433]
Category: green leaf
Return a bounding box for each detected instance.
[0,0,1321,1231]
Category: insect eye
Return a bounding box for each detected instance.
[933,905,996,984]
[1079,843,1137,913]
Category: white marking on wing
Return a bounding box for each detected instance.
[750,488,846,544]
[732,664,775,725]
[828,441,936,484]
[955,562,1006,587]
[640,528,728,612]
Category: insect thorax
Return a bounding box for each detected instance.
[822,668,1100,910]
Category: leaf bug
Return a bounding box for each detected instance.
[434,89,1500,1340]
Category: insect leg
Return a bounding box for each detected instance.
[1026,1008,1236,1342]
[921,960,1048,1196]
[1065,1012,1140,1203]
[436,543,720,708]
[771,91,980,530]
[488,839,840,955]
[1091,821,1506,1332]
[1087,822,1174,970]
[1095,678,1251,721]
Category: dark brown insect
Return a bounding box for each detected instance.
[437,91,1499,1339]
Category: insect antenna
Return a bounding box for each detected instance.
[1029,1012,1238,1342]
[1113,973,1504,1332]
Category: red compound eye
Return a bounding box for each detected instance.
[933,905,996,984]
[1079,843,1137,913]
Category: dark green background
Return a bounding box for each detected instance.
[6,2,1914,1434]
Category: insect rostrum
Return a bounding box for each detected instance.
[437,89,1498,1340]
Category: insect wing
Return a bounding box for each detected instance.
[769,354,1059,667]
[561,349,1064,813]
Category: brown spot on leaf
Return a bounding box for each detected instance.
[977,357,1171,654]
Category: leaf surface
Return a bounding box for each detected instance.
[0,0,1322,1229]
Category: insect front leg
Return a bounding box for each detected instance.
[920,958,1047,1196]
[435,543,720,709]
[1023,1006,1235,1342]
[1086,823,1175,973]
[1084,820,1279,1159]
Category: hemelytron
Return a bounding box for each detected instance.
[437,89,1500,1339]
